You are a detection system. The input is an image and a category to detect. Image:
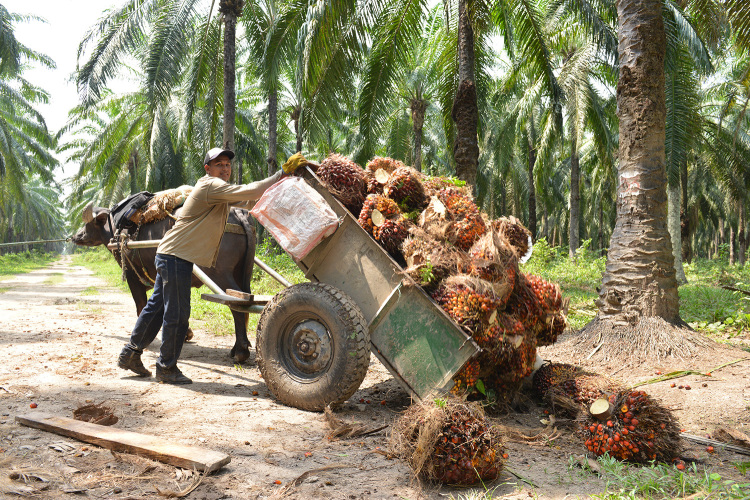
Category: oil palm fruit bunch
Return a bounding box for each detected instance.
[364,157,404,195]
[491,216,531,261]
[431,284,502,333]
[492,338,537,383]
[358,194,401,235]
[531,362,583,398]
[391,399,504,486]
[504,273,543,332]
[580,390,681,463]
[450,358,481,394]
[437,188,487,251]
[546,374,622,418]
[384,166,427,212]
[526,274,567,346]
[317,153,366,214]
[373,216,409,257]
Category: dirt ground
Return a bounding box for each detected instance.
[1,256,749,499]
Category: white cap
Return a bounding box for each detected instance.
[204,147,235,164]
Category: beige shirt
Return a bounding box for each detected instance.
[157,171,284,267]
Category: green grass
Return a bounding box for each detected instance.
[523,238,750,342]
[0,250,58,276]
[80,286,99,296]
[43,274,65,285]
[583,454,750,499]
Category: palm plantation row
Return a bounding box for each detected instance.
[1,1,750,325]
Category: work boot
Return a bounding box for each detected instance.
[155,365,192,385]
[117,347,151,377]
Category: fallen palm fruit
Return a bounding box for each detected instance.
[390,398,505,485]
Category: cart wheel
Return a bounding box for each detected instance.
[256,283,370,411]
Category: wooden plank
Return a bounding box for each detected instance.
[226,289,252,300]
[16,413,230,472]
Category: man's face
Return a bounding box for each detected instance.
[205,154,232,182]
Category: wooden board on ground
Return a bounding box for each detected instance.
[15,413,230,472]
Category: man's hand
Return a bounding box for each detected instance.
[282,152,307,174]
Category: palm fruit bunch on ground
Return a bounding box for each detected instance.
[526,275,568,346]
[532,362,586,397]
[384,166,427,212]
[364,156,405,194]
[437,188,486,251]
[545,374,623,418]
[317,153,367,214]
[390,398,505,485]
[580,390,681,463]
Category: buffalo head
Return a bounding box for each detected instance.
[72,202,111,247]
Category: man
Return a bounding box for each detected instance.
[117,148,306,384]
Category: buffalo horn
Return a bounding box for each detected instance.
[82,202,94,223]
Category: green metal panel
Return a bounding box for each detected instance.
[369,285,478,399]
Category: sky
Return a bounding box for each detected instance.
[7,0,118,177]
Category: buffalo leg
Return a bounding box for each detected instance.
[229,310,251,363]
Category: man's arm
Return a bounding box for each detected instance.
[205,170,284,205]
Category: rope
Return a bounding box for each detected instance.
[0,237,71,248]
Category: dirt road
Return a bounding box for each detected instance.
[1,257,748,498]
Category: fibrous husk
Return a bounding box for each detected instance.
[384,166,427,212]
[579,389,682,463]
[390,398,505,485]
[402,227,465,289]
[317,153,367,214]
[436,188,486,251]
[418,196,454,241]
[422,176,472,198]
[492,216,531,261]
[467,231,518,299]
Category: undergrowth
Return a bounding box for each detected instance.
[0,250,58,276]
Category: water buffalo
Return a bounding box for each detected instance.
[72,202,257,363]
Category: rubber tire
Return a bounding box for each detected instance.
[256,283,370,411]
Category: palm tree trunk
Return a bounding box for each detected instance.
[268,84,278,174]
[411,99,426,172]
[128,150,138,194]
[528,144,537,239]
[680,158,691,263]
[740,202,747,266]
[598,199,604,253]
[452,0,478,189]
[668,183,687,283]
[595,0,680,324]
[730,224,736,264]
[220,1,242,183]
[569,137,580,259]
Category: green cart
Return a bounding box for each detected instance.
[204,167,480,411]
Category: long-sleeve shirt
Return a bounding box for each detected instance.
[157,171,283,267]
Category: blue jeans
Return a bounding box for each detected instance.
[126,253,193,370]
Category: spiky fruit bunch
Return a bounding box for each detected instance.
[373,216,409,256]
[317,154,366,213]
[363,157,405,195]
[526,274,567,346]
[384,166,427,211]
[491,338,537,384]
[430,406,504,484]
[532,362,582,398]
[358,194,401,235]
[391,399,504,486]
[432,285,502,333]
[366,156,405,174]
[451,358,481,394]
[492,217,531,261]
[580,390,681,463]
[504,273,543,332]
[437,188,487,251]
